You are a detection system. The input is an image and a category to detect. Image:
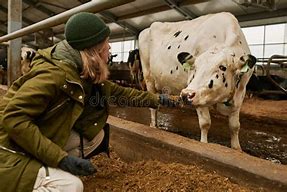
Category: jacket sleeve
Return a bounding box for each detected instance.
[1,70,67,167]
[107,81,160,108]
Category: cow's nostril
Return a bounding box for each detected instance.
[181,92,195,104]
[187,92,195,101]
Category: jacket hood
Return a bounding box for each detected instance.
[53,40,83,71]
[33,41,83,86]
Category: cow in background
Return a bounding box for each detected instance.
[127,49,146,90]
[108,53,118,67]
[0,47,36,85]
[139,12,256,150]
[0,65,6,85]
[0,47,7,85]
[21,47,36,75]
[247,73,287,99]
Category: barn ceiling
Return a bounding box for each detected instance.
[0,0,287,48]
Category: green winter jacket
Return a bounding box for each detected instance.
[0,40,159,192]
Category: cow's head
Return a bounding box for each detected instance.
[21,47,36,75]
[179,48,256,106]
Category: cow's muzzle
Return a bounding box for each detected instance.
[180,90,195,105]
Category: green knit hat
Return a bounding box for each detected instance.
[65,12,110,50]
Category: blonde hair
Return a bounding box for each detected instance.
[80,39,110,83]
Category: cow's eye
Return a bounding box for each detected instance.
[219,65,227,71]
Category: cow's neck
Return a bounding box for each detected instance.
[223,72,246,107]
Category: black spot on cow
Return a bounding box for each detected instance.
[170,70,173,74]
[176,66,178,70]
[213,35,216,38]
[189,79,192,83]
[27,51,36,62]
[225,83,228,87]
[219,65,227,71]
[223,76,226,83]
[184,35,189,41]
[208,80,213,89]
[239,41,242,44]
[216,74,219,79]
[192,74,195,79]
[174,31,182,37]
[178,45,180,49]
[168,46,171,49]
[177,52,193,64]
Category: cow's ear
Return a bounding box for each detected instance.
[177,52,195,71]
[238,54,257,73]
[177,52,194,64]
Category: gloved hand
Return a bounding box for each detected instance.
[58,155,96,176]
[159,94,180,107]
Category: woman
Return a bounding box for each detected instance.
[0,12,176,192]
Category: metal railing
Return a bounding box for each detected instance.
[266,55,287,94]
[0,0,135,43]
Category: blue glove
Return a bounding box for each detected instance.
[159,94,179,107]
[58,155,96,176]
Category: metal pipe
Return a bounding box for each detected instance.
[266,54,287,94]
[0,42,9,46]
[0,0,135,43]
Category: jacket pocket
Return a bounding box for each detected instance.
[40,98,71,121]
[0,152,22,168]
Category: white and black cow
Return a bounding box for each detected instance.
[127,49,146,90]
[0,47,36,85]
[139,12,256,150]
[0,47,7,85]
[21,47,36,75]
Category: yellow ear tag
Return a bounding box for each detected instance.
[182,62,193,71]
[240,64,250,73]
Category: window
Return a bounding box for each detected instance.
[242,26,264,45]
[264,44,284,58]
[242,23,287,60]
[110,40,135,62]
[249,45,264,58]
[265,24,285,44]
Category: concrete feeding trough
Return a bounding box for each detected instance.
[108,116,287,192]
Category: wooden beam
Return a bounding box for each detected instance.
[23,0,56,16]
[117,0,209,21]
[7,0,22,86]
[163,0,197,19]
[236,8,287,22]
[100,11,139,35]
[0,4,34,25]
